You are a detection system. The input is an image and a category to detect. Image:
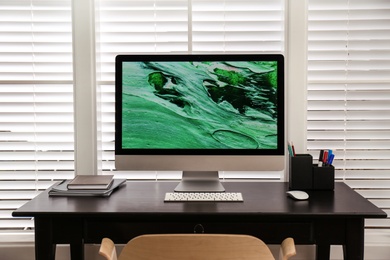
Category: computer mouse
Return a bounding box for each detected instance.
[286,190,309,200]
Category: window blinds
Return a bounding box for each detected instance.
[97,0,190,175]
[0,0,74,234]
[307,0,390,229]
[97,0,285,179]
[191,0,284,52]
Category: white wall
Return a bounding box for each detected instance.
[286,0,308,154]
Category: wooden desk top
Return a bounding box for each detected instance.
[13,181,386,219]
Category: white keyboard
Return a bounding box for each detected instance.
[164,192,243,202]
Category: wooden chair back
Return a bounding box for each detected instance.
[99,234,296,260]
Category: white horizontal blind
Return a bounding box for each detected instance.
[0,0,74,232]
[307,0,390,229]
[96,0,189,175]
[191,0,284,52]
[97,0,285,179]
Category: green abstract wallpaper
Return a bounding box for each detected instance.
[121,60,279,150]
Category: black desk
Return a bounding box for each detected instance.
[13,181,386,260]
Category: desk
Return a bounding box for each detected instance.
[13,182,386,260]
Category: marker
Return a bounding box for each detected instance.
[288,142,294,157]
[328,149,333,159]
[328,154,335,166]
[319,150,324,162]
[318,150,324,166]
[323,150,329,165]
[291,142,296,156]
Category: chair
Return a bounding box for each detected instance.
[99,234,296,260]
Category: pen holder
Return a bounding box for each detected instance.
[289,154,334,190]
[312,165,334,190]
[289,154,313,190]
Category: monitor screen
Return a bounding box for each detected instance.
[115,54,285,191]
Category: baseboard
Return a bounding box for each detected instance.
[1,241,390,260]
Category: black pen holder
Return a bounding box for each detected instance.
[289,154,334,190]
[289,154,313,190]
[312,164,335,190]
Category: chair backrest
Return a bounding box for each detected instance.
[118,234,275,260]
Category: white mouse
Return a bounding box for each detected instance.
[286,190,309,200]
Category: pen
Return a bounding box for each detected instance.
[291,142,296,156]
[288,142,294,157]
[323,150,329,165]
[319,150,324,162]
[328,154,335,166]
[318,150,324,166]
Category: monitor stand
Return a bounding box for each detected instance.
[174,171,225,192]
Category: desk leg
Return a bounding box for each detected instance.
[343,218,364,260]
[314,220,333,260]
[66,218,84,260]
[316,243,330,260]
[70,241,84,260]
[35,217,56,260]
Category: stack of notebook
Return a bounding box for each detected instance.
[49,175,126,197]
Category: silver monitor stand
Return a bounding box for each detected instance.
[174,171,225,192]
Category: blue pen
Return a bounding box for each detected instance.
[328,149,332,157]
[328,154,335,166]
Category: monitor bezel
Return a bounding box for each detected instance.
[115,53,285,158]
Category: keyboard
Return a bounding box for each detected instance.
[164,192,243,202]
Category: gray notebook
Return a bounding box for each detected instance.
[49,179,126,197]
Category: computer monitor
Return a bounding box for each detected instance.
[115,53,285,192]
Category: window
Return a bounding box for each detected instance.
[0,0,73,236]
[191,0,284,52]
[97,0,285,180]
[307,0,390,231]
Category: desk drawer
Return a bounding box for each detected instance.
[84,219,313,244]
